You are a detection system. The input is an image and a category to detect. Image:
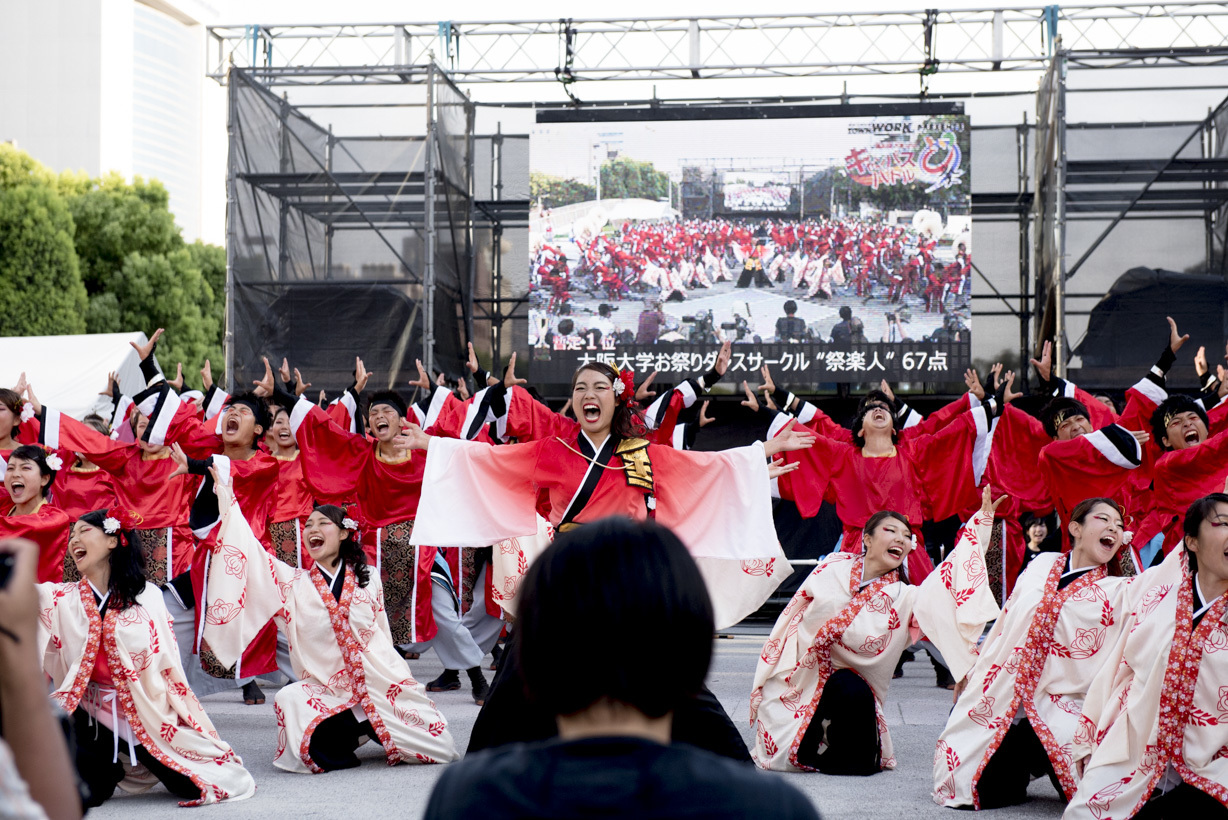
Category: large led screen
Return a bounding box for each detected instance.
[529,105,971,385]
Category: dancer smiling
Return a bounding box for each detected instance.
[197,476,459,773]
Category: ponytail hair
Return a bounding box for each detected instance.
[312,504,370,587]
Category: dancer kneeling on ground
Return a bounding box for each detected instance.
[753,486,1004,775]
[425,517,819,820]
[39,509,254,807]
[198,473,459,773]
[1064,493,1228,820]
[930,497,1135,809]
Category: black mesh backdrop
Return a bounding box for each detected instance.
[225,68,475,397]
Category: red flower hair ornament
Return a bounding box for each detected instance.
[102,508,144,545]
[613,369,637,405]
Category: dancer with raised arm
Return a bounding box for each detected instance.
[1066,493,1228,820]
[927,497,1136,809]
[752,486,1003,776]
[197,473,459,773]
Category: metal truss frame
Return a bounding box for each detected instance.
[207,5,1228,88]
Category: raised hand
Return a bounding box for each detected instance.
[879,379,895,403]
[168,443,190,479]
[23,382,40,416]
[560,399,573,418]
[11,372,26,396]
[1195,345,1209,377]
[978,484,1009,517]
[99,371,119,398]
[1001,371,1022,404]
[457,378,470,401]
[434,370,447,387]
[1029,340,1052,383]
[278,357,292,385]
[504,352,528,389]
[407,359,432,391]
[765,424,817,456]
[739,380,759,413]
[989,362,1004,392]
[963,368,985,401]
[251,357,275,398]
[293,368,311,397]
[715,340,732,376]
[767,457,799,480]
[353,357,370,394]
[1167,316,1189,354]
[392,423,431,452]
[758,364,776,396]
[465,342,480,374]
[207,464,231,492]
[635,371,658,401]
[1129,430,1151,445]
[318,389,327,406]
[698,399,715,427]
[201,359,213,392]
[167,362,185,391]
[130,328,164,362]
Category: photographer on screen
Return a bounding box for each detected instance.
[775,301,808,343]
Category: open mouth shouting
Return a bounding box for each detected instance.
[885,543,908,562]
[581,402,601,423]
[8,478,25,498]
[1183,428,1200,446]
[224,415,241,436]
[306,532,326,551]
[72,544,90,563]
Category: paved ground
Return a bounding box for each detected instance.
[93,629,1067,819]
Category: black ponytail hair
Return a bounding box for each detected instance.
[77,510,147,611]
[312,505,370,587]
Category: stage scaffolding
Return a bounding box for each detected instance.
[213,5,1228,394]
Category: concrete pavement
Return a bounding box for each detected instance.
[92,631,1066,819]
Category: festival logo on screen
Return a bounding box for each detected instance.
[528,110,972,386]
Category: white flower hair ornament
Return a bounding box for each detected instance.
[103,517,121,535]
[19,402,34,423]
[1122,530,1133,546]
[342,517,359,531]
[612,379,625,397]
[44,453,63,471]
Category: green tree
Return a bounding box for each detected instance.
[88,249,222,375]
[0,184,88,335]
[70,173,182,293]
[529,172,596,208]
[599,158,668,201]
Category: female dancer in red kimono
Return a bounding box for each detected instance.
[1,444,72,583]
[775,382,1002,584]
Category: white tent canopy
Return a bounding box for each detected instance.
[0,332,152,421]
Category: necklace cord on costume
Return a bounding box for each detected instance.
[554,437,628,470]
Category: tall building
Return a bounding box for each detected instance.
[0,0,221,241]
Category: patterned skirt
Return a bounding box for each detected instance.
[269,518,308,568]
[138,526,172,587]
[377,521,425,646]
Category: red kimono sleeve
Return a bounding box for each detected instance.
[1037,425,1143,539]
[501,386,575,442]
[985,404,1053,513]
[900,393,972,440]
[0,504,72,583]
[905,406,989,522]
[40,408,134,478]
[777,431,852,518]
[288,397,366,502]
[1207,397,1228,437]
[793,400,853,443]
[154,398,223,460]
[325,389,359,433]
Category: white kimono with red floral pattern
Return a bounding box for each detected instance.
[199,484,459,774]
[929,546,1134,808]
[1065,548,1228,820]
[752,511,999,772]
[35,580,255,806]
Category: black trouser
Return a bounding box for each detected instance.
[795,668,880,776]
[467,634,752,763]
[307,710,381,771]
[1135,784,1228,820]
[975,718,1062,808]
[72,709,200,808]
[735,267,773,288]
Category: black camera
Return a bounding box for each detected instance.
[0,552,14,590]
